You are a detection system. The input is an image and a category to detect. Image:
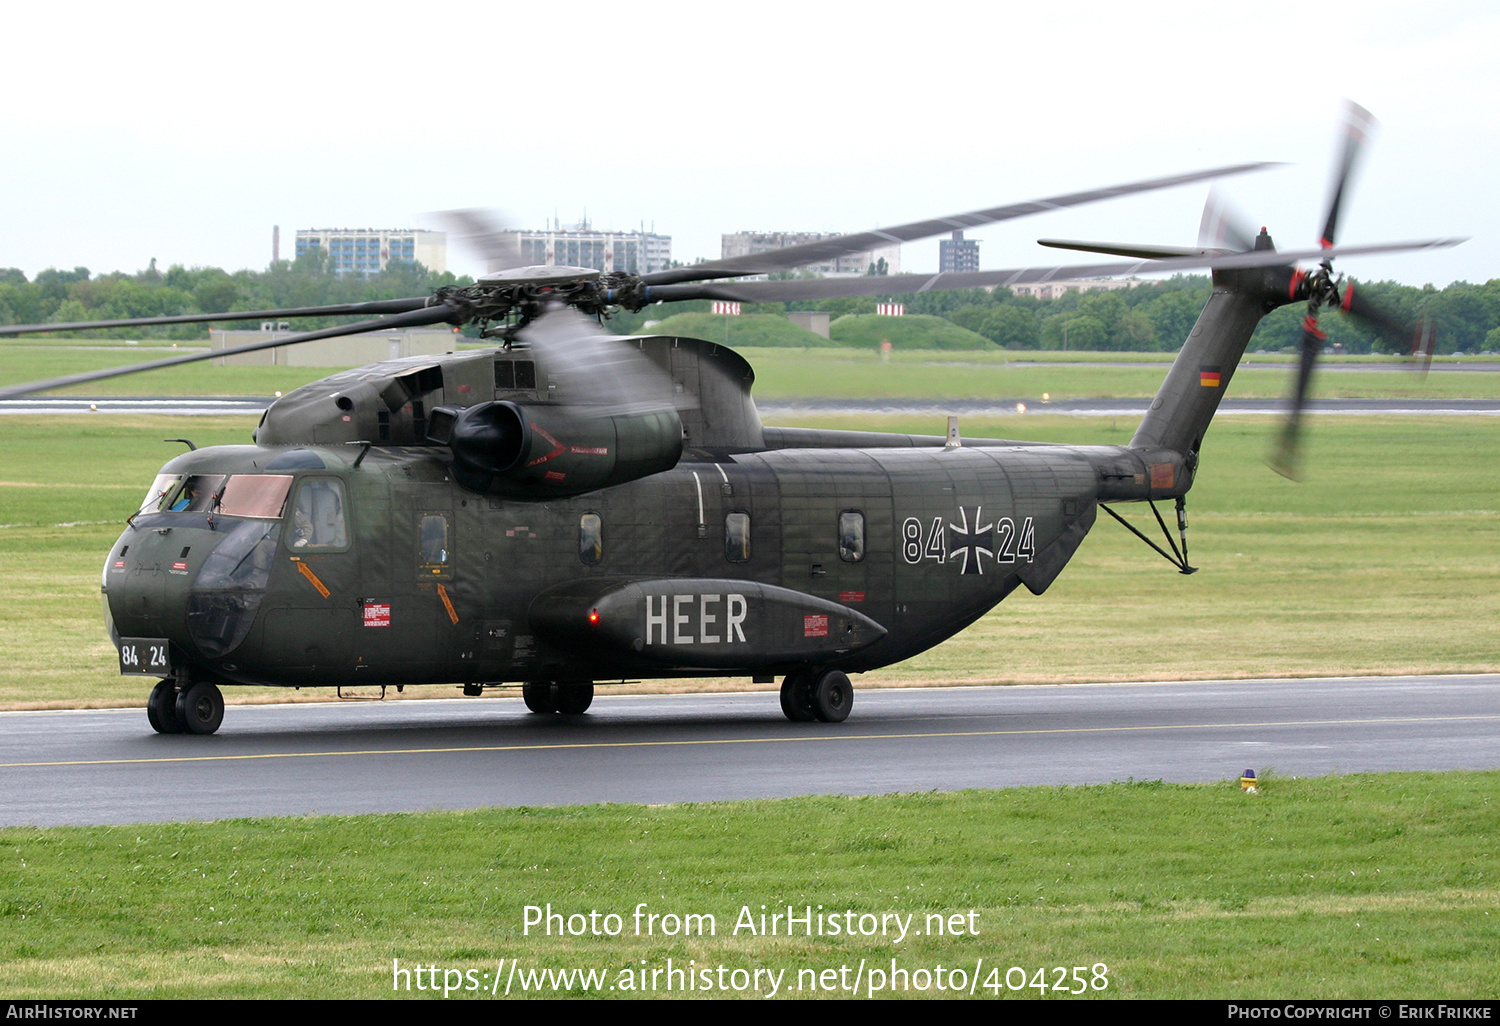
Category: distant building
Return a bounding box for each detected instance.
[504,226,672,275]
[939,230,980,273]
[295,229,447,275]
[1006,278,1148,300]
[720,231,901,278]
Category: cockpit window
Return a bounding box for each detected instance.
[218,475,294,519]
[290,478,348,549]
[162,475,226,513]
[138,474,180,515]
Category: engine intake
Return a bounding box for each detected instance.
[428,401,682,498]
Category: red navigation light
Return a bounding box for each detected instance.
[588,608,600,624]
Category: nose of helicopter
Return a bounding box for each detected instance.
[103,517,280,664]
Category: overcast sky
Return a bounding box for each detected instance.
[3,0,1494,289]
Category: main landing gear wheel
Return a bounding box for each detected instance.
[523,681,595,715]
[810,670,853,723]
[175,681,224,735]
[146,680,183,734]
[779,672,817,722]
[554,682,594,715]
[522,681,556,714]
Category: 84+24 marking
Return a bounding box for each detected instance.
[901,507,1034,575]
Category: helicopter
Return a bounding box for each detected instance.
[0,103,1460,735]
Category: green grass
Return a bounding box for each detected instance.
[0,774,1494,998]
[1,414,1496,707]
[830,313,993,349]
[641,313,830,348]
[8,342,1499,400]
[739,348,1500,400]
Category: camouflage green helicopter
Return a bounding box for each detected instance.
[0,104,1458,734]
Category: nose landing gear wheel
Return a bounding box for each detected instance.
[522,681,557,714]
[779,672,817,722]
[146,681,183,734]
[175,682,224,735]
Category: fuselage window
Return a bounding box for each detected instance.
[579,512,603,565]
[291,478,348,549]
[839,510,866,563]
[419,513,449,572]
[725,511,751,563]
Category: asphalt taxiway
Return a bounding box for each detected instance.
[2,674,1496,827]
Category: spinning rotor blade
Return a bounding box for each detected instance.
[434,209,526,273]
[640,162,1279,286]
[0,305,460,401]
[1268,313,1326,480]
[1197,187,1257,253]
[516,303,685,414]
[0,297,435,338]
[1320,101,1378,249]
[1338,278,1419,342]
[640,237,1464,305]
[1269,101,1384,480]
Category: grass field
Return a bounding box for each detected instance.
[1,774,1495,998]
[5,342,1500,400]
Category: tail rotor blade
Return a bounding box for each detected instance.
[1269,313,1327,480]
[1319,100,1378,249]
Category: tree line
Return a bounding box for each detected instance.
[3,255,1498,355]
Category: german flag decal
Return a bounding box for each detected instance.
[1200,366,1222,388]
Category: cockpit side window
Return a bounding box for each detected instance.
[290,478,348,549]
[138,474,180,515]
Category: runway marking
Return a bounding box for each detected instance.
[4,713,1498,769]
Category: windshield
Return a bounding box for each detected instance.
[135,473,292,518]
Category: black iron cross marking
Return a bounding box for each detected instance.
[948,506,994,575]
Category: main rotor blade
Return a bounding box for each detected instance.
[517,303,685,414]
[1037,239,1223,260]
[0,306,459,401]
[434,208,526,273]
[640,162,1281,286]
[1197,186,1257,252]
[639,237,1466,304]
[0,297,435,338]
[1319,100,1378,249]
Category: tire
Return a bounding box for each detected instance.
[147,681,183,734]
[175,682,224,735]
[779,672,817,722]
[554,682,594,715]
[522,681,556,714]
[810,670,853,723]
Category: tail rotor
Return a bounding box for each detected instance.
[1268,101,1434,479]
